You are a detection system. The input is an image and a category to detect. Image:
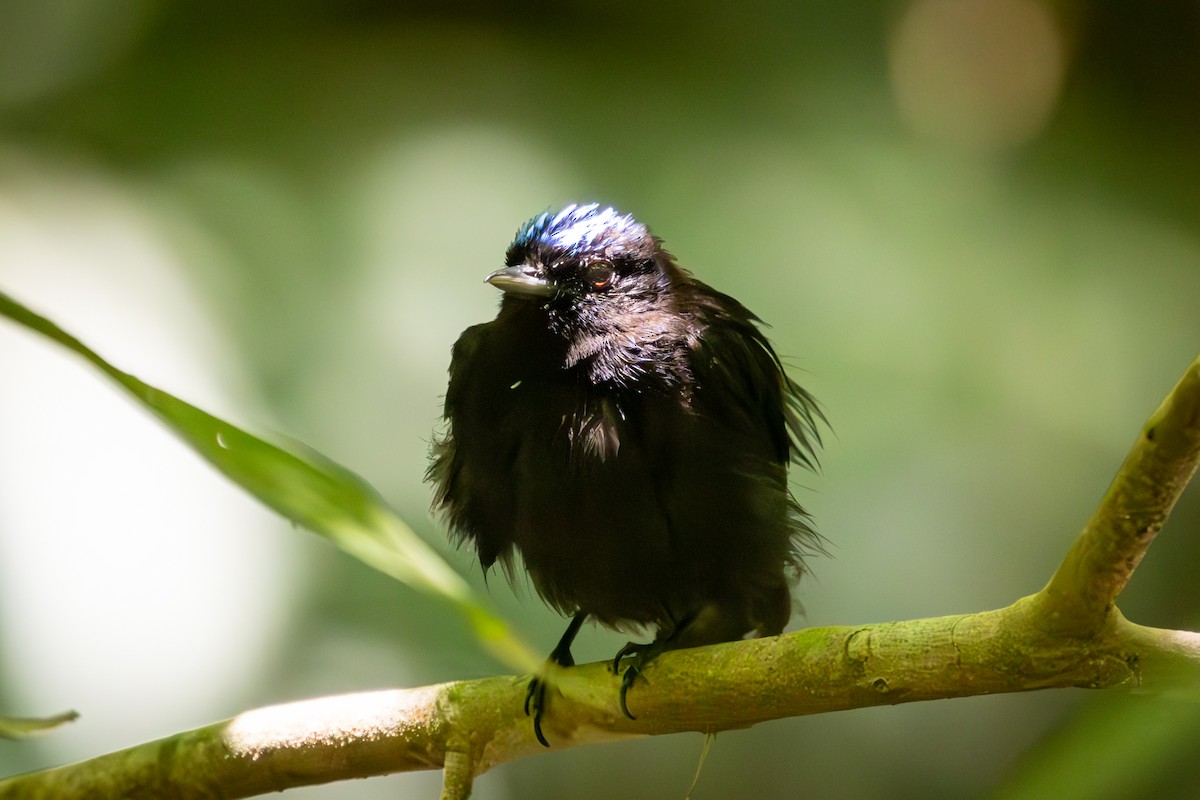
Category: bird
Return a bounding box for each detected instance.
[427,203,823,746]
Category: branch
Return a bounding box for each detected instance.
[1040,356,1200,634]
[4,612,1198,799]
[2,354,1197,799]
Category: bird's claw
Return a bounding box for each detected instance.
[619,665,641,719]
[610,641,659,720]
[523,612,584,748]
[524,675,551,747]
[609,641,640,674]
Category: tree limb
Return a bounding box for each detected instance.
[2,355,1197,799]
[1040,356,1200,634]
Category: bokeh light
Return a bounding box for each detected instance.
[889,0,1067,152]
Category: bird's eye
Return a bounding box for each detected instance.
[585,260,615,290]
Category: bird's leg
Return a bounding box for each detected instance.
[525,611,586,747]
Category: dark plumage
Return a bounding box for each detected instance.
[427,204,823,745]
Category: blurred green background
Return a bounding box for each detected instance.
[1,1,1199,798]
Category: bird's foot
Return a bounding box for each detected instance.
[524,673,553,748]
[609,640,664,720]
[525,657,574,747]
[524,624,580,748]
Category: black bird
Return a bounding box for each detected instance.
[428,204,822,745]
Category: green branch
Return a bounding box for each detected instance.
[1040,357,1200,635]
[3,607,1197,799]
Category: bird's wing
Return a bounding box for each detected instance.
[428,322,519,572]
[686,285,823,470]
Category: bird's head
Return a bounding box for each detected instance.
[488,204,691,384]
[490,202,675,302]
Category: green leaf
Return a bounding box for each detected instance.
[0,290,539,673]
[0,711,79,740]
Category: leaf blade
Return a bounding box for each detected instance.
[0,290,538,672]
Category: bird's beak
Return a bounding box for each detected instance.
[485,264,555,298]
